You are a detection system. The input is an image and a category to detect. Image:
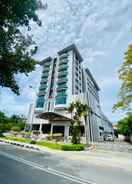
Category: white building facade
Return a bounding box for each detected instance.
[27,44,114,142]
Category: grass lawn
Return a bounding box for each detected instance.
[1,136,85,151]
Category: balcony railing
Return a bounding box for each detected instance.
[58,71,68,76]
[40,84,47,89]
[41,78,48,83]
[42,73,49,78]
[56,91,67,97]
[57,78,68,84]
[44,62,51,67]
[43,69,50,73]
[59,60,68,66]
[58,67,68,72]
[38,91,46,96]
[59,53,68,59]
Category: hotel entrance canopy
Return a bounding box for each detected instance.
[37,112,72,121]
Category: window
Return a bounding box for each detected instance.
[56,91,66,97]
[99,126,104,131]
[55,96,67,105]
[36,97,45,108]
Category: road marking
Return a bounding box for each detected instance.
[0,150,95,184]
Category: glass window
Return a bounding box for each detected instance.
[55,96,67,105]
[36,97,45,108]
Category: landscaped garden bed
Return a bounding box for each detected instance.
[0,136,85,151]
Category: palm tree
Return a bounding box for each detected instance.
[66,101,89,144]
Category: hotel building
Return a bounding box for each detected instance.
[27,44,114,142]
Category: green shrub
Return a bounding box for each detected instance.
[30,140,36,144]
[0,131,4,137]
[36,141,62,150]
[21,131,32,136]
[61,144,85,151]
[37,141,85,151]
[11,126,21,132]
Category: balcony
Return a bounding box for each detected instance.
[58,71,68,77]
[43,69,50,73]
[38,90,46,96]
[42,73,49,78]
[57,83,67,88]
[57,79,68,84]
[41,78,48,83]
[40,84,47,89]
[59,53,68,59]
[57,87,67,92]
[59,58,68,65]
[40,80,47,85]
[58,65,68,72]
[59,61,68,66]
[44,62,51,67]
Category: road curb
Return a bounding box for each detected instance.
[0,139,40,151]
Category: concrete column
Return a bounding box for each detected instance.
[39,123,42,134]
[50,124,53,135]
[29,124,32,132]
[64,125,69,143]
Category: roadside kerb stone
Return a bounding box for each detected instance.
[0,139,40,151]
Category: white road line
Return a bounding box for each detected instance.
[0,150,96,184]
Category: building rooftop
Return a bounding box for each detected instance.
[40,56,52,65]
[58,44,83,62]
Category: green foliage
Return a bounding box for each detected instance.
[61,144,84,151]
[11,126,21,132]
[113,44,132,113]
[21,131,32,136]
[2,136,85,151]
[30,140,36,144]
[36,141,85,151]
[0,0,43,94]
[0,111,25,132]
[117,115,132,136]
[5,136,31,143]
[66,101,89,144]
[36,141,62,150]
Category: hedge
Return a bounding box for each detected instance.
[36,141,85,151]
[61,144,85,151]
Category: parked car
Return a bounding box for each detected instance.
[106,135,114,141]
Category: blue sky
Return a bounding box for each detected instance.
[0,0,132,122]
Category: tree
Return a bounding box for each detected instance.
[113,44,132,113]
[0,111,25,132]
[117,115,132,139]
[66,101,89,144]
[0,0,43,95]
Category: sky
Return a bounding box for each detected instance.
[0,0,132,122]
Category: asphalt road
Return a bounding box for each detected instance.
[0,143,132,184]
[0,154,76,184]
[0,143,90,184]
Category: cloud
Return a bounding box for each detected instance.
[0,0,131,122]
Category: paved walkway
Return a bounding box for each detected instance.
[94,141,132,153]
